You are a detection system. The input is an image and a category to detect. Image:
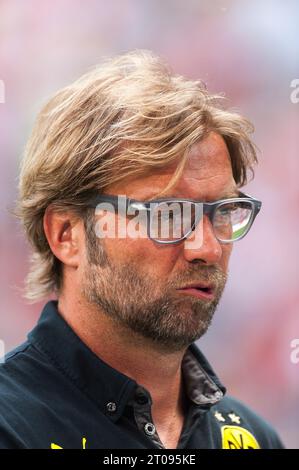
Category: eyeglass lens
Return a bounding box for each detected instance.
[149,200,254,243]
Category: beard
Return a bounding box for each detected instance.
[81,220,228,353]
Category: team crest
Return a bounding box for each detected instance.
[221,425,260,449]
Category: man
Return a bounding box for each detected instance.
[1,50,284,449]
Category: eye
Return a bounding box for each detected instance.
[218,202,239,215]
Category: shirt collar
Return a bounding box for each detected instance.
[28,300,226,422]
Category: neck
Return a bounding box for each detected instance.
[57,293,188,423]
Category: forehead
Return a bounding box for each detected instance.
[108,132,238,201]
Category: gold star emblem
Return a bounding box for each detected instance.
[228,413,241,424]
[214,411,225,422]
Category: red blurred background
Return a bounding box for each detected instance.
[0,0,298,448]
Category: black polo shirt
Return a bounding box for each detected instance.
[0,301,284,449]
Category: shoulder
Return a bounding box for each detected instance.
[211,394,285,449]
[0,340,60,448]
[0,342,33,448]
[0,340,33,394]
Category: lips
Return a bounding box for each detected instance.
[178,282,215,293]
[176,282,215,300]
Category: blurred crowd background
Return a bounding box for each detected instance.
[0,0,298,448]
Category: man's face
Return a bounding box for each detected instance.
[81,132,237,352]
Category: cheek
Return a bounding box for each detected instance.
[95,211,181,273]
[220,244,233,271]
[104,234,180,274]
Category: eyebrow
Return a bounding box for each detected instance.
[219,190,241,199]
[147,189,241,202]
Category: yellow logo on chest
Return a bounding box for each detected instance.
[221,425,260,449]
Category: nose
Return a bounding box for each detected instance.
[183,214,222,265]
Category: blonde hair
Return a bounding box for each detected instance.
[16,49,258,301]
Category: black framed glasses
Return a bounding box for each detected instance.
[88,191,262,245]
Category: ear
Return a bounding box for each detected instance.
[43,206,83,269]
